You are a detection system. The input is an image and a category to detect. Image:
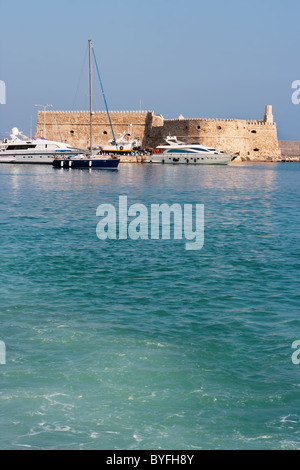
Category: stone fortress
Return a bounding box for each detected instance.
[36,105,283,161]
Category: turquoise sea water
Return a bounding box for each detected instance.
[0,162,299,450]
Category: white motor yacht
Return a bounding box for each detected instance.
[146,136,237,165]
[0,128,84,164]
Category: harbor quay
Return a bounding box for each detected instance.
[35,105,297,163]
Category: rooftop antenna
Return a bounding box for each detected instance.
[34,104,53,138]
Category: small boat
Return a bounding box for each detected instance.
[53,153,119,169]
[0,127,83,164]
[101,130,141,154]
[53,40,120,170]
[146,136,237,165]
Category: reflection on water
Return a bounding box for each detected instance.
[3,160,279,193]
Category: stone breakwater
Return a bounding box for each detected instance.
[36,105,282,161]
[278,141,300,162]
[232,141,300,163]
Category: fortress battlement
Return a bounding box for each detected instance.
[246,120,276,126]
[46,110,149,115]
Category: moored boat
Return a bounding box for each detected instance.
[53,40,120,170]
[100,130,141,155]
[0,128,83,164]
[53,153,119,169]
[146,136,237,165]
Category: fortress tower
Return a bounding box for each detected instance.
[264,105,274,124]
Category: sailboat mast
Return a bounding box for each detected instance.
[89,39,93,154]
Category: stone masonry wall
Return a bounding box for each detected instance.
[144,109,281,160]
[36,110,149,149]
[279,141,300,160]
[145,116,250,156]
[36,106,281,160]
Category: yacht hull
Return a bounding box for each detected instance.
[0,151,85,164]
[0,154,54,164]
[0,157,17,163]
[53,158,120,169]
[146,153,234,165]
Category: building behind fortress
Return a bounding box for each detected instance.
[36,105,281,160]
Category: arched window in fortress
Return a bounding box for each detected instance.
[251,130,257,134]
[197,126,201,130]
[103,131,108,135]
[70,130,74,134]
[253,148,259,152]
[217,126,222,130]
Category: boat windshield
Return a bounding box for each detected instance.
[6,144,37,150]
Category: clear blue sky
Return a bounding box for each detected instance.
[0,0,300,140]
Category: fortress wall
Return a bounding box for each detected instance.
[159,118,251,156]
[36,106,281,160]
[36,110,149,149]
[246,122,281,159]
[145,114,251,156]
[279,141,300,158]
[144,108,281,159]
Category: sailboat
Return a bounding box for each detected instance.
[53,40,120,169]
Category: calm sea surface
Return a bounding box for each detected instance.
[0,162,299,450]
